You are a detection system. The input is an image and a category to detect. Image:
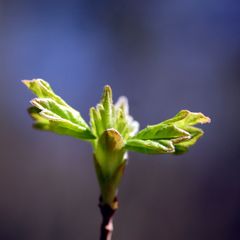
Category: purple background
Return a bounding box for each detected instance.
[0,0,239,239]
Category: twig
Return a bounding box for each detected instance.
[99,197,118,240]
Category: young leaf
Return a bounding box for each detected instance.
[134,124,190,141]
[162,110,211,127]
[28,106,49,130]
[89,87,139,140]
[114,96,139,139]
[23,79,95,140]
[174,126,204,154]
[125,139,174,154]
[22,79,68,106]
[129,110,210,154]
[100,85,113,129]
[90,104,105,138]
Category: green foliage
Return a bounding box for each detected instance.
[23,79,210,205]
[128,110,210,154]
[90,86,139,141]
[22,79,95,140]
[125,139,175,154]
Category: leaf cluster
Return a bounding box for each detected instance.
[23,79,210,155]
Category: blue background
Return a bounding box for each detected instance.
[0,0,239,239]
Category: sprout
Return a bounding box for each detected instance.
[23,79,210,240]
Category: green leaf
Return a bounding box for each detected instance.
[134,123,190,141]
[174,126,204,154]
[90,86,114,138]
[89,86,139,140]
[31,98,87,127]
[125,139,174,154]
[23,79,95,140]
[100,85,113,129]
[162,110,211,127]
[22,79,68,106]
[28,106,49,130]
[28,104,95,139]
[113,96,139,139]
[129,110,210,154]
[164,110,210,153]
[90,107,102,138]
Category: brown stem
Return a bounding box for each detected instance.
[99,197,118,240]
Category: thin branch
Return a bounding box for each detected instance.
[99,197,118,240]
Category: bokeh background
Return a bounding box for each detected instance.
[0,0,240,239]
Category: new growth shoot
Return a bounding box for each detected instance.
[23,79,210,240]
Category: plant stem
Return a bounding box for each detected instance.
[99,197,118,240]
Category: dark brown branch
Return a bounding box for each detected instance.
[99,197,118,240]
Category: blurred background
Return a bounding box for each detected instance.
[0,0,239,239]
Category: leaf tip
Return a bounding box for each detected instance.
[102,85,113,102]
[104,84,112,92]
[197,112,211,124]
[203,115,211,124]
[89,106,96,113]
[22,79,31,88]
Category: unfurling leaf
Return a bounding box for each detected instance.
[125,139,174,154]
[134,123,190,142]
[128,110,210,154]
[161,110,211,127]
[100,85,113,129]
[90,86,139,140]
[114,96,139,139]
[174,126,204,154]
[23,79,95,140]
[23,80,211,211]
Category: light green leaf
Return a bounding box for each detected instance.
[174,126,204,154]
[90,86,114,138]
[31,98,87,127]
[129,110,210,154]
[22,79,68,106]
[134,123,190,141]
[23,79,95,140]
[114,96,139,139]
[89,86,139,140]
[90,107,102,138]
[100,85,113,129]
[125,139,174,154]
[28,106,49,130]
[162,110,211,127]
